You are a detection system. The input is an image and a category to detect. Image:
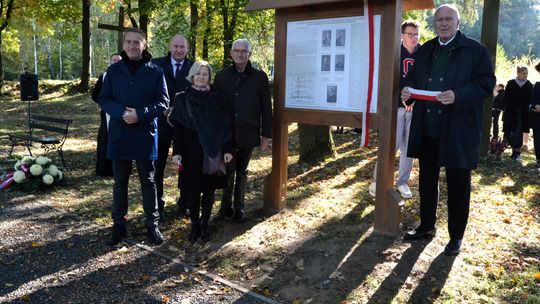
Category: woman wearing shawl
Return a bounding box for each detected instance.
[170,61,233,243]
[502,65,533,160]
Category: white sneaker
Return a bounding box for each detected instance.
[369,182,376,197]
[397,184,412,199]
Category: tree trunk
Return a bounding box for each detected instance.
[46,37,55,79]
[79,0,91,92]
[189,0,198,59]
[138,0,151,35]
[58,40,63,80]
[32,21,38,75]
[298,124,336,164]
[0,0,14,92]
[0,32,4,91]
[479,0,500,156]
[202,0,211,60]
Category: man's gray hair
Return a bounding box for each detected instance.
[231,38,252,52]
[434,4,461,21]
[186,60,213,84]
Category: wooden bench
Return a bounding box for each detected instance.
[8,115,73,167]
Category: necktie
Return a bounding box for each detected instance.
[175,63,182,86]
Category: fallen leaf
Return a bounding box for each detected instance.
[503,218,511,224]
[139,274,151,283]
[31,242,40,248]
[292,299,303,304]
[296,259,304,271]
[5,283,13,287]
[534,272,540,280]
[161,295,171,302]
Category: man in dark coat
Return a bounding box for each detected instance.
[213,38,272,223]
[99,28,169,246]
[401,4,495,256]
[152,34,193,222]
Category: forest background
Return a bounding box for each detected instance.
[0,0,539,89]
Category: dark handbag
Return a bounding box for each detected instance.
[202,152,226,176]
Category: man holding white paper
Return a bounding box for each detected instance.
[400,4,495,256]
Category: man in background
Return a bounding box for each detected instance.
[153,34,194,222]
[213,38,272,223]
[369,20,421,199]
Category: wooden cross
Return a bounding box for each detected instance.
[98,7,127,53]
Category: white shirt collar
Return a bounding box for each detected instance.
[438,34,456,46]
[170,57,184,68]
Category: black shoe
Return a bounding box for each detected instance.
[213,207,234,223]
[189,226,200,244]
[158,211,166,225]
[403,227,436,240]
[108,224,127,246]
[234,209,245,223]
[201,223,211,242]
[147,227,165,245]
[444,239,462,256]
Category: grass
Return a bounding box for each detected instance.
[1,80,539,303]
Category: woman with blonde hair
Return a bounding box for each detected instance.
[502,65,533,160]
[169,61,233,243]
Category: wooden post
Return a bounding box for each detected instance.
[98,7,126,54]
[373,0,403,236]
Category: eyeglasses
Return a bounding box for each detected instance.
[402,32,419,38]
[232,49,249,54]
[434,17,455,23]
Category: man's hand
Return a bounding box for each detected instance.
[259,136,270,150]
[164,107,173,117]
[403,101,415,112]
[401,87,412,102]
[123,107,139,124]
[534,105,540,113]
[172,155,182,164]
[223,153,233,163]
[437,90,455,105]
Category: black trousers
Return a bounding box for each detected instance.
[491,109,501,139]
[155,136,172,212]
[112,160,159,228]
[221,147,254,211]
[418,137,471,241]
[185,190,215,227]
[532,122,540,161]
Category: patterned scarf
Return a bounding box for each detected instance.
[171,87,231,158]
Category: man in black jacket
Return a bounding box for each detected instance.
[401,4,495,256]
[213,38,272,223]
[152,35,193,222]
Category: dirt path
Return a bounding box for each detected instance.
[0,196,276,304]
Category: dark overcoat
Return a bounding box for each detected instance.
[213,61,272,148]
[171,88,233,193]
[405,31,496,169]
[530,82,540,130]
[502,79,533,134]
[98,51,169,160]
[152,54,193,140]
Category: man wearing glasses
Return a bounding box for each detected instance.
[401,4,495,256]
[369,20,421,199]
[213,39,272,223]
